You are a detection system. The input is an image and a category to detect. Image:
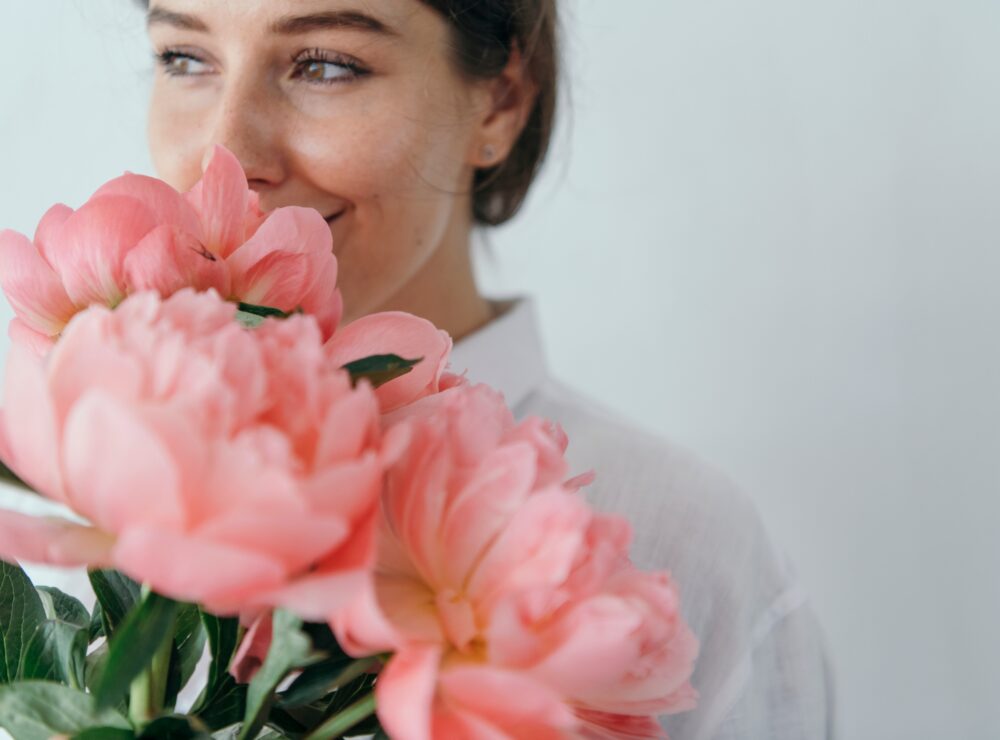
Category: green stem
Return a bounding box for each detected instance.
[128,585,175,727]
[303,692,377,740]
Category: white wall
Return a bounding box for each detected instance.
[2,2,998,738]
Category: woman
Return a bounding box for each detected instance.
[140,0,834,737]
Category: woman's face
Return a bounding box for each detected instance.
[146,0,497,323]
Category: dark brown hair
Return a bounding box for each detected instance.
[421,0,559,225]
[137,1,560,226]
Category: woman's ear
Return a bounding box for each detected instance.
[469,45,539,168]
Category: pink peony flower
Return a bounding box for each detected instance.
[331,382,699,739]
[0,146,343,351]
[0,289,432,617]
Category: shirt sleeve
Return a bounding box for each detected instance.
[698,596,835,739]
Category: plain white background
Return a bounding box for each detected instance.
[1,2,998,738]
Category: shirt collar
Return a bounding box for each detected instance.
[447,295,548,410]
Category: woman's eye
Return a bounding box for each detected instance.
[156,51,211,77]
[291,51,368,85]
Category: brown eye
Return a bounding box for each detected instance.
[296,59,354,83]
[290,50,369,85]
[157,51,211,77]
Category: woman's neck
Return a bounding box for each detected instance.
[362,215,498,344]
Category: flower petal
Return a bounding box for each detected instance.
[0,229,77,335]
[93,172,203,240]
[123,224,231,297]
[185,145,251,258]
[375,645,441,740]
[45,195,158,306]
[112,526,287,612]
[468,488,591,611]
[0,509,114,567]
[32,203,73,265]
[61,390,185,533]
[8,319,55,357]
[226,206,334,312]
[326,312,452,413]
[437,665,577,738]
[230,611,272,683]
[1,341,65,501]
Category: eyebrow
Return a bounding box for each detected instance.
[271,10,399,37]
[146,7,398,37]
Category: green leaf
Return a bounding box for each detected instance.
[138,714,213,739]
[234,311,266,329]
[191,613,245,730]
[0,680,130,740]
[88,569,141,637]
[36,587,91,629]
[238,610,314,740]
[84,642,109,692]
[95,591,179,710]
[89,601,106,642]
[193,679,245,732]
[0,560,46,684]
[236,302,293,320]
[277,655,377,709]
[164,604,207,711]
[341,354,422,390]
[19,620,88,688]
[72,728,136,740]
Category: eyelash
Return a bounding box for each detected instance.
[153,47,370,86]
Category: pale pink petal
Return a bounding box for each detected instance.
[437,665,577,738]
[93,172,203,239]
[326,312,452,413]
[522,596,644,700]
[228,250,310,310]
[299,455,382,521]
[45,308,145,427]
[8,318,55,357]
[375,645,440,740]
[185,145,251,258]
[61,390,185,533]
[297,257,342,339]
[468,489,591,611]
[574,709,666,740]
[0,229,77,335]
[440,441,539,587]
[2,341,65,501]
[249,568,368,622]
[230,611,272,683]
[0,510,114,567]
[330,575,404,656]
[194,510,350,574]
[314,388,379,466]
[32,203,73,265]
[226,206,334,311]
[374,573,443,645]
[123,224,231,298]
[112,526,287,612]
[45,195,158,306]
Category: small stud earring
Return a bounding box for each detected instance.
[481,144,497,164]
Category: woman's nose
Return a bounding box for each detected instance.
[202,73,287,190]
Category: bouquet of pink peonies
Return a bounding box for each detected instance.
[0,148,698,740]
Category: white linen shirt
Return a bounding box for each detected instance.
[448,297,836,740]
[0,296,835,739]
